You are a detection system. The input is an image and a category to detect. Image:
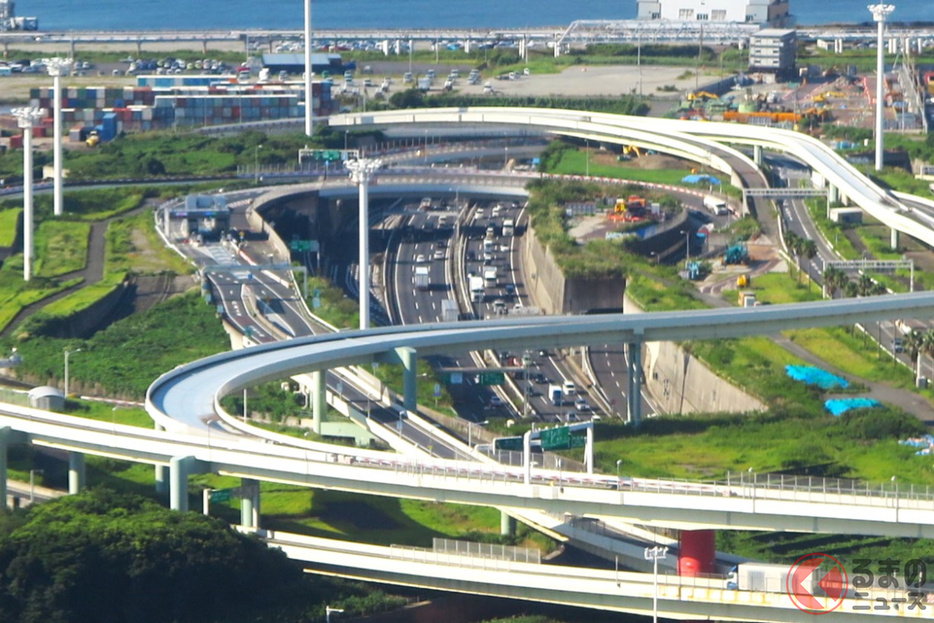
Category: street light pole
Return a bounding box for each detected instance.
[680,230,691,264]
[254,144,263,184]
[63,348,83,397]
[644,546,668,623]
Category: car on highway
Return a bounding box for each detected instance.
[504,283,515,295]
[433,249,445,260]
[492,205,502,216]
[488,395,504,408]
[415,254,427,264]
[574,397,591,412]
[475,208,485,218]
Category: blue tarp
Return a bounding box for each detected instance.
[785,365,849,389]
[681,174,721,185]
[825,398,881,416]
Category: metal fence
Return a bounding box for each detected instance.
[432,538,540,564]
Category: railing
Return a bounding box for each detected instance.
[431,538,540,564]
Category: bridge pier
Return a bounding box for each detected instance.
[312,369,326,434]
[396,347,418,412]
[0,426,10,510]
[679,529,716,575]
[626,341,643,426]
[463,38,471,54]
[752,144,763,166]
[169,455,197,512]
[500,511,516,536]
[68,451,85,494]
[240,478,260,529]
[891,227,900,250]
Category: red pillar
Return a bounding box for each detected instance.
[678,529,715,576]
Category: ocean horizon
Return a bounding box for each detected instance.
[17,0,934,31]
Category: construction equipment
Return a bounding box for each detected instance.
[623,145,642,158]
[85,130,100,147]
[724,242,749,265]
[688,91,719,101]
[737,274,749,287]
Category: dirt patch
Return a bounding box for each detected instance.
[592,151,688,170]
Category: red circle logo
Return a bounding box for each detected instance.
[786,553,848,614]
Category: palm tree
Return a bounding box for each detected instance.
[822,266,846,298]
[801,239,817,289]
[857,274,875,297]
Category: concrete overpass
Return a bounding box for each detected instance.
[329,107,934,248]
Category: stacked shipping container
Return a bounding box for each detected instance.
[28,80,333,137]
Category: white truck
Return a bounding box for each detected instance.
[468,274,485,304]
[483,266,498,287]
[726,563,816,594]
[415,266,430,291]
[548,384,563,406]
[704,195,729,216]
[441,299,459,322]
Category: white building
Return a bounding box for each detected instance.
[749,28,797,79]
[636,0,792,27]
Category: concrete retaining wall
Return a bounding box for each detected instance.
[624,293,766,415]
[520,223,625,314]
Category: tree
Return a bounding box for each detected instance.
[801,239,817,289]
[822,266,846,298]
[0,489,308,623]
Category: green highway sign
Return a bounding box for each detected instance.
[540,426,586,451]
[494,436,524,451]
[540,426,569,450]
[476,371,505,386]
[209,488,232,502]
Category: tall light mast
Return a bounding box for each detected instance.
[869,3,895,171]
[47,58,72,217]
[304,0,313,137]
[345,157,382,329]
[13,107,43,281]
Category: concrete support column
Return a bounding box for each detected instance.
[752,144,763,166]
[891,227,899,250]
[240,478,260,529]
[0,427,10,511]
[169,456,196,512]
[154,422,169,496]
[626,341,643,426]
[464,38,471,54]
[500,510,516,536]
[312,369,326,434]
[68,451,85,494]
[396,346,417,412]
[523,430,532,485]
[585,426,594,474]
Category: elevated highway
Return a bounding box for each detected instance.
[329,107,934,248]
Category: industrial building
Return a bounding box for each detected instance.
[636,0,792,27]
[748,28,797,81]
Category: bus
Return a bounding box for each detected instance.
[502,218,515,236]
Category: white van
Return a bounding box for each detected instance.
[562,380,576,396]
